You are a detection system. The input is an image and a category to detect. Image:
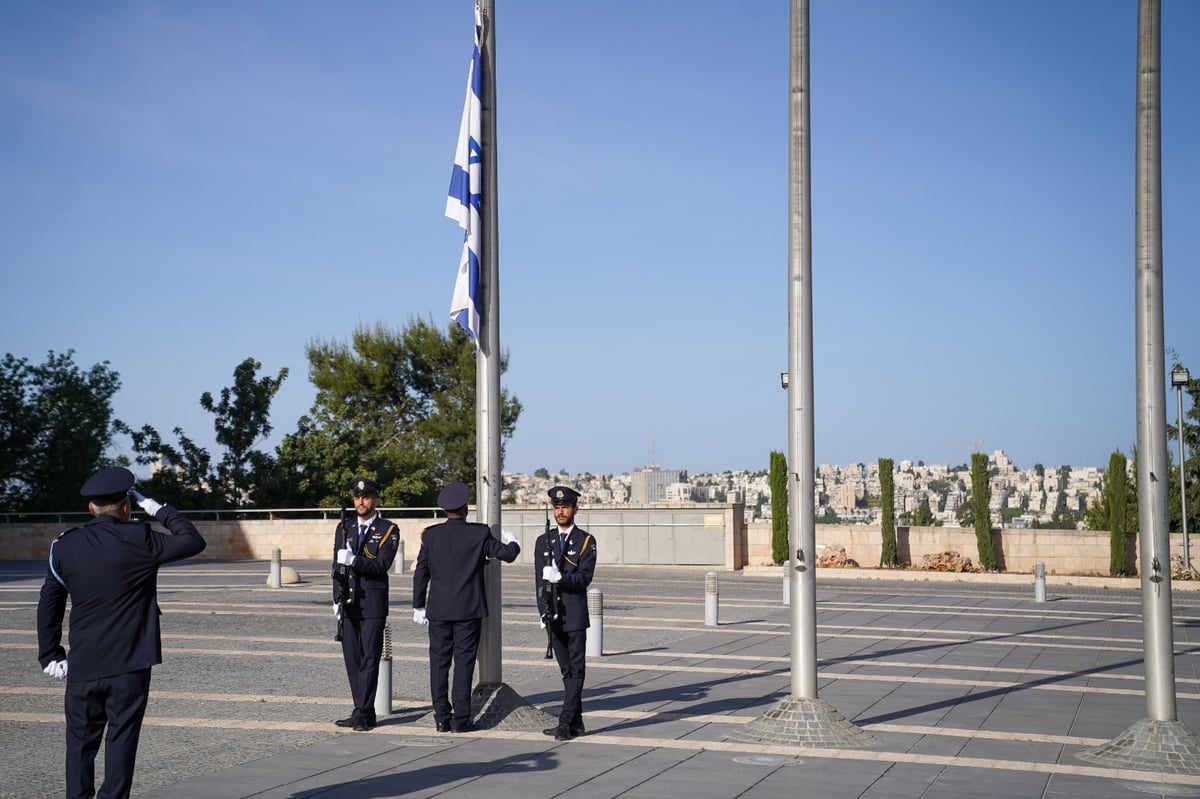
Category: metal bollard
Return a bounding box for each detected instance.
[782,560,790,606]
[374,624,392,718]
[394,540,406,574]
[705,571,719,626]
[1034,561,1046,603]
[586,588,603,658]
[269,547,282,589]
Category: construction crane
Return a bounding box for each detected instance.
[948,439,987,452]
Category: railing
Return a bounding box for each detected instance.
[1,506,448,524]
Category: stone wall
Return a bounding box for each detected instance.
[746,521,1141,575]
[0,503,747,570]
[2,510,1154,574]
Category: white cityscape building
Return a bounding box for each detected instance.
[502,450,1104,528]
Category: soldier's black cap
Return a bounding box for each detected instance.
[349,477,380,497]
[80,466,135,504]
[437,481,470,512]
[548,485,580,506]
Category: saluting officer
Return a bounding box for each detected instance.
[411,482,521,732]
[534,485,596,740]
[37,466,206,799]
[332,477,399,731]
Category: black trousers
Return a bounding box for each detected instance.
[340,613,385,720]
[64,668,152,799]
[427,618,481,727]
[549,624,587,726]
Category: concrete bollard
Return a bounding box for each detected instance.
[374,624,392,718]
[782,560,790,606]
[586,588,603,658]
[394,540,406,574]
[1034,561,1046,603]
[705,571,719,626]
[268,547,282,589]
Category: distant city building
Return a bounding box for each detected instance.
[631,466,687,503]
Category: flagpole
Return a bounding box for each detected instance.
[475,0,504,685]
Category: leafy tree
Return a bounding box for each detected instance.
[534,467,550,478]
[908,497,935,527]
[879,457,898,566]
[272,319,521,507]
[816,507,839,524]
[971,452,997,570]
[0,350,123,512]
[769,450,788,565]
[120,358,288,508]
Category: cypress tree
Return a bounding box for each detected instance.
[769,450,789,565]
[1107,451,1130,576]
[879,457,898,566]
[971,452,998,570]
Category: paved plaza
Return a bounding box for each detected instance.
[4,559,1200,798]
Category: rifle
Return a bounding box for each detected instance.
[540,509,557,659]
[331,500,351,642]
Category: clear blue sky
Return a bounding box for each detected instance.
[2,1,1198,478]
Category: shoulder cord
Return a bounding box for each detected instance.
[565,534,593,567]
[364,524,397,560]
[48,537,68,589]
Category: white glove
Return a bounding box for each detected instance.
[336,546,355,567]
[539,619,547,630]
[130,489,163,516]
[43,660,68,680]
[413,608,428,626]
[333,603,341,622]
[501,529,518,545]
[542,564,562,584]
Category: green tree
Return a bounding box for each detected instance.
[769,450,789,565]
[273,319,521,507]
[120,358,288,508]
[0,350,123,512]
[908,496,935,527]
[971,452,997,570]
[1105,451,1134,575]
[879,457,898,566]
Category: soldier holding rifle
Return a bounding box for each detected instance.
[534,485,596,740]
[331,477,399,731]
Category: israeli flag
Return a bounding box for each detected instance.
[446,5,483,343]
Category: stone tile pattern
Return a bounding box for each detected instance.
[726,697,879,748]
[1078,719,1200,774]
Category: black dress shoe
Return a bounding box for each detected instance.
[352,718,370,731]
[435,720,451,733]
[570,722,586,737]
[450,722,477,733]
[334,715,357,728]
[543,724,573,740]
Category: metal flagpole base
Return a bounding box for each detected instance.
[725,697,877,748]
[1078,718,1200,775]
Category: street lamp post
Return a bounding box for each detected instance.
[1173,364,1191,575]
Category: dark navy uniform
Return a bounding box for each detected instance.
[37,466,206,799]
[412,482,520,732]
[332,477,399,730]
[535,485,596,739]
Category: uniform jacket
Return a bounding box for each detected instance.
[332,515,399,618]
[412,518,520,621]
[37,506,207,682]
[534,524,596,633]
